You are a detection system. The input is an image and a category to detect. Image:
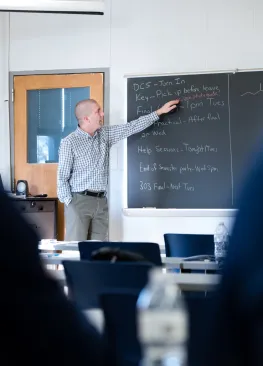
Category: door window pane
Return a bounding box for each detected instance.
[27,86,90,163]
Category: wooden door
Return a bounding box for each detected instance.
[13,73,104,240]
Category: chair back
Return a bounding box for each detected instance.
[63,260,152,310]
[185,293,215,366]
[101,291,141,366]
[164,233,214,258]
[78,241,162,266]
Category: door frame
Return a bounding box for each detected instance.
[9,67,110,190]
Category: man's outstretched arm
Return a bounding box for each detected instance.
[105,100,180,146]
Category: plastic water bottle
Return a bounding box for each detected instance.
[137,268,188,366]
[214,222,229,268]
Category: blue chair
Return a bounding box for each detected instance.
[63,260,152,310]
[78,241,162,266]
[100,291,141,366]
[164,233,214,258]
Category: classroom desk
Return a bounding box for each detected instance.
[39,242,216,271]
[174,273,219,291]
[40,253,218,272]
[39,241,166,255]
[164,257,218,271]
[41,253,80,265]
[39,241,78,251]
[48,269,220,292]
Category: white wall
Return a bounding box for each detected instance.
[0,13,10,189]
[1,0,263,243]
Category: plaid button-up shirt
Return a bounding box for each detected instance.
[57,112,159,205]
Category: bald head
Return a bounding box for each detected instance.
[75,99,104,135]
[75,99,98,122]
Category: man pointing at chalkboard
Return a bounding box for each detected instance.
[57,98,179,241]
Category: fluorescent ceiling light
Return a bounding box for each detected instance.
[0,0,104,14]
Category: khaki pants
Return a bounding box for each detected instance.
[64,193,108,241]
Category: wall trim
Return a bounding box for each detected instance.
[122,208,237,217]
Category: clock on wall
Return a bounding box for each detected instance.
[16,180,29,196]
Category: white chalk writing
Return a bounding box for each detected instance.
[139,163,219,173]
